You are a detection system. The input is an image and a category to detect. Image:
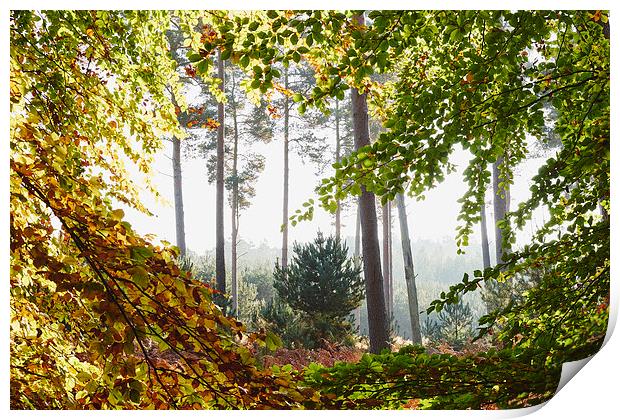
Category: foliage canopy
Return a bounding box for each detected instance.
[10,9,609,410]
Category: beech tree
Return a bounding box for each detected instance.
[492,157,511,264]
[10,10,312,409]
[226,9,608,405]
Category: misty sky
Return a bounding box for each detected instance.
[122,133,550,258]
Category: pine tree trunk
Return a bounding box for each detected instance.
[166,26,186,259]
[230,73,239,317]
[215,51,226,294]
[492,157,511,264]
[480,202,491,269]
[388,201,393,320]
[355,202,361,257]
[281,68,289,270]
[172,135,186,257]
[396,193,422,344]
[382,202,392,320]
[231,206,238,315]
[335,99,341,239]
[350,21,390,352]
[354,201,361,329]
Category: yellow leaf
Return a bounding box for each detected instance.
[62,256,79,265]
[111,209,124,221]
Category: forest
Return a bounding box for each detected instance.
[10,10,610,409]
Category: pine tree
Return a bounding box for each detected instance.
[273,232,364,346]
[225,65,273,316]
[436,301,475,350]
[274,62,331,271]
[215,51,226,294]
[165,21,215,257]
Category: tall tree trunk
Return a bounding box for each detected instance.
[492,157,511,264]
[281,68,290,270]
[231,198,238,316]
[350,16,390,352]
[215,51,226,294]
[388,201,394,320]
[335,99,341,239]
[480,201,491,269]
[172,135,186,257]
[230,72,239,317]
[353,201,361,329]
[382,202,392,320]
[355,203,361,257]
[479,161,491,269]
[396,193,422,344]
[168,90,187,258]
[166,26,186,258]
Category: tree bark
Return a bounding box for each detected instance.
[350,20,390,352]
[354,202,361,257]
[480,201,491,269]
[335,99,341,239]
[215,51,226,294]
[382,202,392,320]
[492,157,511,264]
[388,201,393,321]
[281,68,290,270]
[230,71,239,317]
[353,200,361,329]
[396,193,422,344]
[172,135,186,257]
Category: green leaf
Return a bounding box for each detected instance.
[130,246,154,264]
[221,48,232,61]
[265,331,282,351]
[187,53,202,63]
[196,59,209,74]
[129,388,141,404]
